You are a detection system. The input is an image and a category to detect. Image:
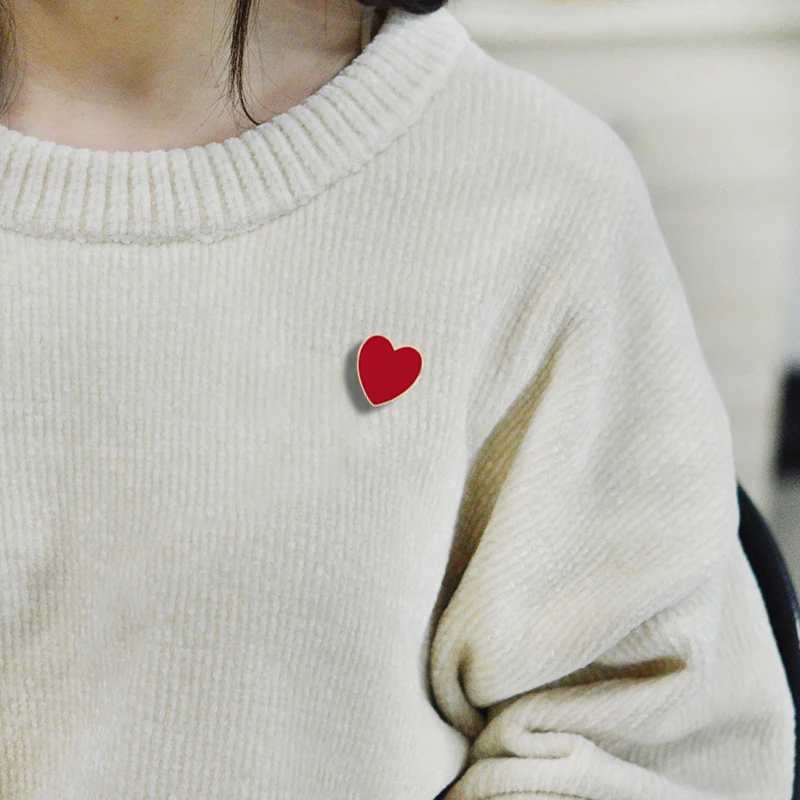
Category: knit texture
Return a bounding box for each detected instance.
[0,6,794,799]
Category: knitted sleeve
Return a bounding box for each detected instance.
[429,130,795,800]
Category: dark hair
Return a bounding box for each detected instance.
[0,0,448,129]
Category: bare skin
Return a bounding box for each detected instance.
[0,0,380,151]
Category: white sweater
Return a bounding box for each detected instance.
[0,6,794,799]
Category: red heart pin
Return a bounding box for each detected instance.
[357,334,423,407]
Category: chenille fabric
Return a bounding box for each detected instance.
[0,6,793,798]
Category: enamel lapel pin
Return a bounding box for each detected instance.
[357,334,423,407]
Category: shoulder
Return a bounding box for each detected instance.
[433,37,646,231]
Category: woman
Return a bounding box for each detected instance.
[0,1,793,798]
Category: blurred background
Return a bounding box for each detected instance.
[448,0,800,589]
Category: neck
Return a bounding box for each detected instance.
[0,0,371,149]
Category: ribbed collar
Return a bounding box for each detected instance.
[0,6,470,245]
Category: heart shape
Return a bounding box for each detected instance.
[357,334,423,406]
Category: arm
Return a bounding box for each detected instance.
[430,131,794,800]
